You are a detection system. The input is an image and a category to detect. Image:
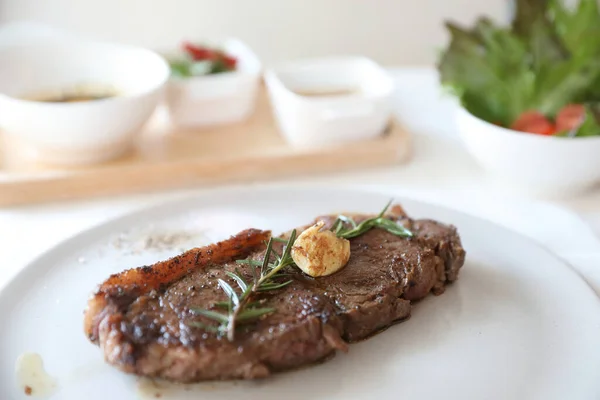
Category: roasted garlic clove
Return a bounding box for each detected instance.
[291,221,351,277]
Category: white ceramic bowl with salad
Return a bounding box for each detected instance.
[456,107,600,194]
[440,0,600,195]
[164,39,261,128]
[0,39,169,165]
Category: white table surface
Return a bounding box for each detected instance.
[2,68,600,291]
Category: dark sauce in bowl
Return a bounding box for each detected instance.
[31,93,116,103]
[21,85,119,103]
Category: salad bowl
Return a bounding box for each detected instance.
[440,0,600,196]
[456,106,600,195]
[164,38,262,128]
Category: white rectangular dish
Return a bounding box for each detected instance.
[264,56,394,147]
[165,38,262,128]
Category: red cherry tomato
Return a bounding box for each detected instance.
[556,104,585,132]
[222,55,238,69]
[510,111,556,136]
[182,42,215,61]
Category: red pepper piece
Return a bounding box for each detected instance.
[182,41,215,61]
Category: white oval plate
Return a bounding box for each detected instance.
[1,187,599,400]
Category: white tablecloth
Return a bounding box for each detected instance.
[1,68,600,293]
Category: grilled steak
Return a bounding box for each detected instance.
[84,205,465,382]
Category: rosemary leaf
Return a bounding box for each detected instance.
[237,307,276,321]
[236,259,263,266]
[214,301,229,309]
[332,218,343,235]
[226,271,248,292]
[378,199,393,218]
[387,226,413,236]
[281,230,296,260]
[218,279,239,306]
[189,308,229,324]
[334,200,412,239]
[257,280,293,291]
[270,247,282,264]
[261,237,274,277]
[216,300,265,309]
[373,217,413,237]
[187,321,222,333]
[337,214,357,228]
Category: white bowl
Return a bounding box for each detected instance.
[165,39,261,128]
[456,106,600,195]
[264,56,394,147]
[0,40,169,165]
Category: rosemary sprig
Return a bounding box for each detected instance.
[190,230,297,341]
[331,200,413,239]
[189,200,411,341]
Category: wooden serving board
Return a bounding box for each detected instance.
[0,89,411,207]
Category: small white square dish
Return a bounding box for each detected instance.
[264,56,394,147]
[165,39,262,128]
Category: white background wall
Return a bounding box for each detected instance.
[0,0,512,65]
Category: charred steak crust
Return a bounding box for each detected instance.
[84,206,466,382]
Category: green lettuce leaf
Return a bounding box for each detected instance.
[512,0,567,71]
[550,0,600,60]
[576,104,600,137]
[438,18,534,126]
